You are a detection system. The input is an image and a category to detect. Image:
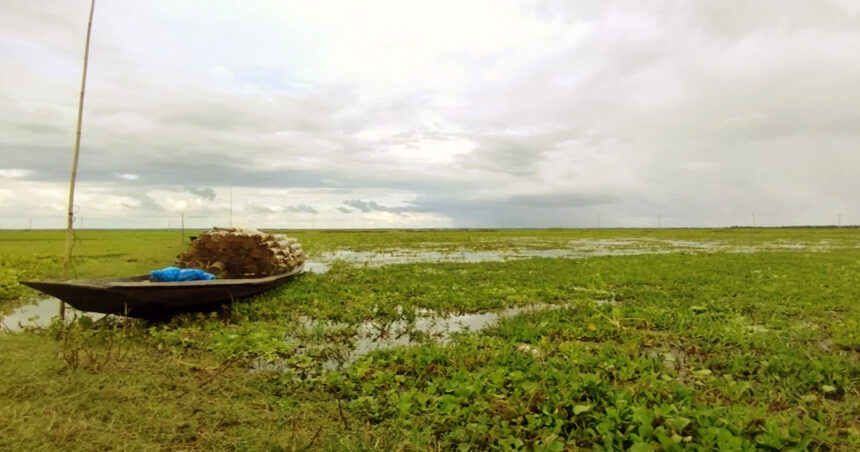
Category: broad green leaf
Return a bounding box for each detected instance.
[573,404,592,415]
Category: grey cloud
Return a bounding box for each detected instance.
[409,195,601,229]
[285,204,319,214]
[2,0,859,228]
[344,200,379,212]
[456,129,579,176]
[344,199,418,214]
[334,91,434,135]
[186,186,216,200]
[505,192,620,208]
[243,203,277,215]
[0,140,338,188]
[534,1,858,37]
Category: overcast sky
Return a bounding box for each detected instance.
[1,0,858,229]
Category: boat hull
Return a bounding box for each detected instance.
[21,265,303,317]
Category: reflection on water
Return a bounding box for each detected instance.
[318,245,660,267]
[249,304,569,373]
[334,304,556,368]
[5,238,832,333]
[304,238,834,273]
[1,298,104,332]
[303,239,695,273]
[303,261,331,274]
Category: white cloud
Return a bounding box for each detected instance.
[361,211,453,228]
[211,65,234,81]
[723,113,769,129]
[1,0,858,228]
[0,169,33,178]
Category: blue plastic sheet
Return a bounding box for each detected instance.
[150,266,216,282]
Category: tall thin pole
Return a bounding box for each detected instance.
[61,0,96,322]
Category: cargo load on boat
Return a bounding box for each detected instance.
[176,227,305,279]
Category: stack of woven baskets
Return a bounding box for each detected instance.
[176,227,305,278]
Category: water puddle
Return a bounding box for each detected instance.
[339,305,546,366]
[0,298,105,332]
[304,240,685,273]
[304,238,836,273]
[303,261,332,274]
[309,244,671,271]
[253,303,569,373]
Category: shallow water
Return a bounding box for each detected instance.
[1,298,105,332]
[305,238,834,272]
[4,238,831,331]
[311,244,663,270]
[338,305,536,367]
[249,303,569,373]
[303,261,332,274]
[307,239,692,271]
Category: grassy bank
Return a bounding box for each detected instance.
[1,229,858,450]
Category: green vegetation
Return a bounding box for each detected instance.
[1,228,858,450]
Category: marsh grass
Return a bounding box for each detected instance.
[0,228,858,450]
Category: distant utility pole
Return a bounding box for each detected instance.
[28,218,32,230]
[229,186,233,228]
[596,211,601,229]
[752,211,757,227]
[180,212,185,242]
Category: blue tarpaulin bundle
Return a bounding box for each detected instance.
[150,266,216,282]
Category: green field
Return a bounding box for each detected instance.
[1,228,858,451]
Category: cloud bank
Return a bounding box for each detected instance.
[1,0,858,228]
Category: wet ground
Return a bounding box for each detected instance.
[1,238,835,332]
[251,303,569,372]
[0,297,104,332]
[305,238,836,273]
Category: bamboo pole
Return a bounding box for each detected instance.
[61,0,97,322]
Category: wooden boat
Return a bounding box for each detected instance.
[21,265,303,317]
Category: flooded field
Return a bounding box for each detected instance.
[1,228,858,451]
[306,237,841,272]
[252,303,572,372]
[2,236,844,330]
[5,236,837,330]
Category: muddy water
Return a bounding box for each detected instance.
[305,239,701,272]
[272,303,569,371]
[337,305,535,367]
[4,238,829,331]
[1,298,105,332]
[304,238,834,273]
